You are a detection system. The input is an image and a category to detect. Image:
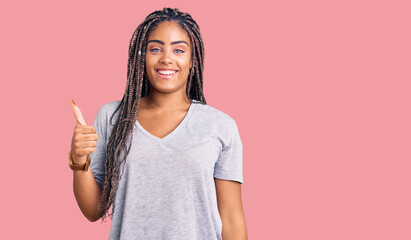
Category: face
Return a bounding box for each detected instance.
[145,21,192,95]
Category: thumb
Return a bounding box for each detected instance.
[70,98,87,126]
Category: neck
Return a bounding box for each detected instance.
[142,89,191,111]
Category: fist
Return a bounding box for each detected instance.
[70,99,99,164]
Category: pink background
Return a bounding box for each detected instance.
[1,0,410,239]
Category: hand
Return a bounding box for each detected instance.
[70,99,99,164]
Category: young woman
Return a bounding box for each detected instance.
[69,8,247,240]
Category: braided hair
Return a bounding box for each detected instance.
[98,7,206,222]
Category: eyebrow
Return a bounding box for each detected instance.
[147,39,189,46]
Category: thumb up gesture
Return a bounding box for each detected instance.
[70,99,98,164]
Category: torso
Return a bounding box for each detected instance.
[136,97,191,139]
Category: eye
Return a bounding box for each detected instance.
[174,49,185,54]
[149,48,161,53]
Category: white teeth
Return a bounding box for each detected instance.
[158,70,177,75]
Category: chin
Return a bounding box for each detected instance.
[150,81,187,94]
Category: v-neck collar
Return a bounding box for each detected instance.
[135,101,197,142]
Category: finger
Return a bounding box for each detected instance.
[75,126,96,134]
[70,98,87,126]
[82,133,99,141]
[79,141,97,148]
[76,147,96,155]
[74,133,98,143]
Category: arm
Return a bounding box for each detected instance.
[215,178,248,240]
[72,156,104,222]
[70,99,105,222]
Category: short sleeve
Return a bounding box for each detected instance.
[89,106,108,189]
[213,119,244,184]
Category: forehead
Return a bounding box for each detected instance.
[147,21,191,45]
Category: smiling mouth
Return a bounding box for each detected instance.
[155,69,179,79]
[156,69,179,75]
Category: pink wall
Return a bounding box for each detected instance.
[1,0,410,239]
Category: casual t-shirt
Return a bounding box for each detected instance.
[89,99,243,240]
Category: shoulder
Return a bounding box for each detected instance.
[193,101,239,130]
[94,100,122,127]
[95,100,122,119]
[92,101,122,142]
[193,102,242,151]
[98,100,122,115]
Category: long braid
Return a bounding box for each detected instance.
[98,7,207,222]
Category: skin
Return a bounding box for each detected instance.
[70,20,247,239]
[215,179,248,239]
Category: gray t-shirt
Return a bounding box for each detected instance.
[89,100,243,240]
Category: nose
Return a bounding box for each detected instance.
[160,50,173,64]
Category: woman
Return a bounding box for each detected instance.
[69,8,247,240]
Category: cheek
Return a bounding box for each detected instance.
[145,57,156,71]
[178,57,192,71]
